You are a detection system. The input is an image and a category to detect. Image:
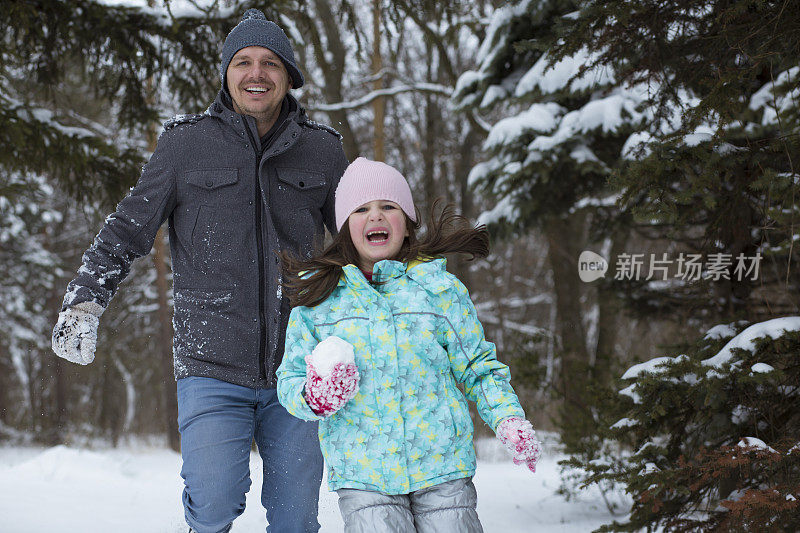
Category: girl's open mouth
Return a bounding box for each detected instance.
[366,230,389,244]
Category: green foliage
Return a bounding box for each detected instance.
[564,321,800,531]
[0,103,146,206]
[454,0,650,457]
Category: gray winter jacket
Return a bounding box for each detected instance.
[62,91,348,388]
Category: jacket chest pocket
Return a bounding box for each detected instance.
[272,168,328,255]
[274,167,327,208]
[186,168,240,197]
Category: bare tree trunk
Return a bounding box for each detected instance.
[420,38,439,215]
[455,126,481,220]
[593,229,628,387]
[153,225,179,451]
[98,357,124,446]
[46,288,67,445]
[544,213,592,442]
[449,125,483,283]
[43,218,67,445]
[0,347,9,428]
[302,0,362,160]
[26,354,39,434]
[144,48,179,450]
[371,0,385,160]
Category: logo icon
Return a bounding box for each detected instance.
[578,250,608,282]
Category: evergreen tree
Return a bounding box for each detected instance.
[0,174,63,437]
[565,320,800,531]
[0,171,168,443]
[453,0,648,446]
[549,1,800,529]
[552,0,800,320]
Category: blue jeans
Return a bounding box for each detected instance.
[177,376,323,533]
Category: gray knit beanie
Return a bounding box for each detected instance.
[220,9,304,93]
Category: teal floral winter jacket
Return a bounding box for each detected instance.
[276,258,526,494]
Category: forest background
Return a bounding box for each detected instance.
[1,1,798,530]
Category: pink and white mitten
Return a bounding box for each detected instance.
[303,336,360,416]
[496,417,542,473]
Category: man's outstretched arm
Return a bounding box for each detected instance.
[53,130,179,363]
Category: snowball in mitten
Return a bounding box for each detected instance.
[51,302,104,365]
[496,417,542,473]
[304,336,359,416]
[309,336,355,377]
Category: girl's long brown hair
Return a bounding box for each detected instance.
[281,200,489,308]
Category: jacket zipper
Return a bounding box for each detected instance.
[245,125,268,382]
[262,119,291,383]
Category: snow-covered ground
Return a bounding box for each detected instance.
[0,435,623,532]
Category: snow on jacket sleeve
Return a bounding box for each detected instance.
[444,277,526,431]
[61,130,179,311]
[276,306,324,421]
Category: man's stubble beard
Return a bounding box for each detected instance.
[232,98,282,132]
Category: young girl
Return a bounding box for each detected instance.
[276,157,540,532]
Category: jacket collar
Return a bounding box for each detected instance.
[208,90,305,156]
[338,257,453,294]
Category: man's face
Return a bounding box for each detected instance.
[226,46,292,121]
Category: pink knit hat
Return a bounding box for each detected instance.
[334,157,417,231]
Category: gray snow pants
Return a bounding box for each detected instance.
[336,477,483,533]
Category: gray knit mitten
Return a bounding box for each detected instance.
[51,301,104,365]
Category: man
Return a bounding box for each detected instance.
[51,9,348,533]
